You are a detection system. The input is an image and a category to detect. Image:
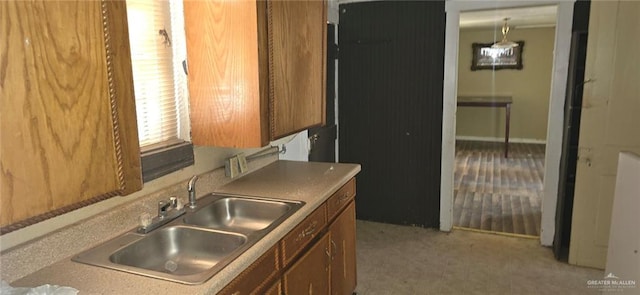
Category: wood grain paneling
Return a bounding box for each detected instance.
[184,0,269,148]
[268,0,327,139]
[0,0,141,232]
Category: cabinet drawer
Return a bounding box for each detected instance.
[327,178,356,222]
[281,203,327,266]
[218,245,279,295]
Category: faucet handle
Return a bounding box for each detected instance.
[139,212,152,228]
[158,200,169,217]
[169,196,178,207]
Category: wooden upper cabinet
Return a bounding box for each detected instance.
[0,0,142,233]
[184,0,327,148]
[268,0,327,139]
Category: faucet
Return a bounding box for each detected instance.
[188,175,199,209]
[158,197,178,218]
[138,197,184,234]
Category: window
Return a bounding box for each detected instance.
[126,0,194,182]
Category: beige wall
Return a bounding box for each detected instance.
[456,27,555,142]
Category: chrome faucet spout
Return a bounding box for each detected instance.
[188,175,199,209]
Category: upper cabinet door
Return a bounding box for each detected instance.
[0,0,142,233]
[184,0,269,148]
[268,0,327,139]
[184,0,327,148]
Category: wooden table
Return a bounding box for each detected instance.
[457,96,513,158]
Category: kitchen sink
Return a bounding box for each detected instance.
[109,226,246,276]
[72,194,304,284]
[184,196,294,232]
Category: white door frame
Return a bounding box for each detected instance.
[440,0,575,246]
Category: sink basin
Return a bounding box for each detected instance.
[72,194,304,284]
[109,226,246,276]
[184,197,294,232]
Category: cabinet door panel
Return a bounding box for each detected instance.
[330,201,357,295]
[283,233,330,294]
[0,0,141,232]
[268,0,327,139]
[184,0,269,148]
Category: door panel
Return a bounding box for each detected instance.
[569,0,640,269]
[554,29,589,261]
[338,1,445,227]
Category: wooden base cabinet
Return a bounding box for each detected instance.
[283,234,331,294]
[330,202,357,295]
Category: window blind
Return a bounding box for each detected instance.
[126,0,190,150]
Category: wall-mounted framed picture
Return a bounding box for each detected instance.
[471,41,524,71]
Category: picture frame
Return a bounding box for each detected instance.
[471,41,524,71]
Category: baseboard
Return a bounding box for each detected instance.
[455,135,546,144]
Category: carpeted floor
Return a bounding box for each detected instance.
[453,140,545,236]
[354,220,602,294]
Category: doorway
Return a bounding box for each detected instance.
[441,0,575,246]
[452,7,557,237]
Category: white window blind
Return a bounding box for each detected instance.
[126,0,190,150]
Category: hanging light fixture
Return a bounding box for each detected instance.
[492,18,519,49]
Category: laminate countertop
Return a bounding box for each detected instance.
[10,160,361,294]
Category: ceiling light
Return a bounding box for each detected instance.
[492,18,519,49]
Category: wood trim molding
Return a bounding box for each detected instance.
[103,0,143,195]
[0,191,119,235]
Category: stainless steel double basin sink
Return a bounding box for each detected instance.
[72,194,304,284]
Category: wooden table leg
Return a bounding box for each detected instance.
[505,104,511,158]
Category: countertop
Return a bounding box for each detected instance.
[10,160,361,294]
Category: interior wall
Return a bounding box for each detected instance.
[456,27,555,142]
